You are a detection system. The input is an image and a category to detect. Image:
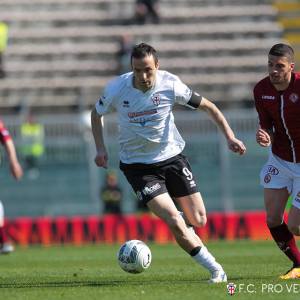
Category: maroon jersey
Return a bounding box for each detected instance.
[254,72,300,163]
[0,120,11,145]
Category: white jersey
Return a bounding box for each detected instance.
[95,70,197,164]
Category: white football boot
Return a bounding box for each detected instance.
[209,268,227,283]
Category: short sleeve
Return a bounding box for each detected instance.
[173,76,193,106]
[95,81,117,115]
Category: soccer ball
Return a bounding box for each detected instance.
[117,240,152,273]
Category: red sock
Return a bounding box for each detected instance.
[0,226,8,244]
[269,222,300,267]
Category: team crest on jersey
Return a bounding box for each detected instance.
[151,93,160,106]
[289,93,299,103]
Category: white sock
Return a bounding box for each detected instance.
[192,246,222,273]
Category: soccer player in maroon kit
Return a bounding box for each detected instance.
[0,120,23,253]
[254,43,300,279]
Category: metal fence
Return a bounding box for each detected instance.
[0,108,268,217]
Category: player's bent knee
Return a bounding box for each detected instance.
[190,214,207,228]
[197,215,207,227]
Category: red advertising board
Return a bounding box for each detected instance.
[4,211,282,246]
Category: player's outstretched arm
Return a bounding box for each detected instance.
[91,107,108,168]
[4,139,23,180]
[198,97,246,155]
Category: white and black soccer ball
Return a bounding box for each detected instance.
[117,240,152,273]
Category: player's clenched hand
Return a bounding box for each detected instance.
[227,138,246,155]
[256,128,271,147]
[94,149,108,168]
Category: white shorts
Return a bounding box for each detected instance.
[260,152,300,209]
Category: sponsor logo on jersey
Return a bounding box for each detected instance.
[128,109,157,118]
[128,109,158,126]
[267,165,279,175]
[142,183,161,195]
[262,95,275,100]
[151,93,161,106]
[289,93,299,103]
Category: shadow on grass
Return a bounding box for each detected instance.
[0,274,276,289]
[0,278,220,289]
[2,276,280,289]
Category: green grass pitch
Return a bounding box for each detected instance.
[0,240,300,300]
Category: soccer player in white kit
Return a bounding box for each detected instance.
[91,43,246,283]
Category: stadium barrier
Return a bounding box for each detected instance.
[5,211,286,246]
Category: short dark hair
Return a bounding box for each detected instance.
[269,43,294,62]
[130,43,158,65]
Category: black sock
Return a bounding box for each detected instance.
[190,246,201,257]
[269,222,300,267]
